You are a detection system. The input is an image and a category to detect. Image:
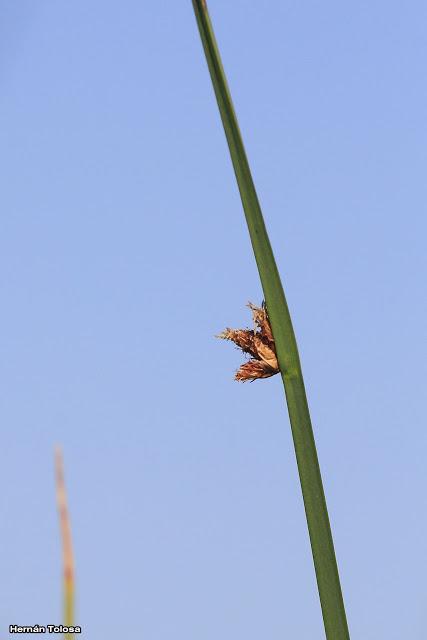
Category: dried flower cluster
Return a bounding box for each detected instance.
[217,302,279,381]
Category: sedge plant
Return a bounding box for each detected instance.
[191,2,351,638]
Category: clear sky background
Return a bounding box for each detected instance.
[1,1,426,638]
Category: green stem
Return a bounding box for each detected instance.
[191,2,350,638]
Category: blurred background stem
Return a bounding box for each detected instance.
[55,446,75,640]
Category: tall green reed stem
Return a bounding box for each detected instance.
[191,2,350,638]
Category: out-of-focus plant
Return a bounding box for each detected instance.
[55,447,75,640]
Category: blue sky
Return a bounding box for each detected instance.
[1,1,426,638]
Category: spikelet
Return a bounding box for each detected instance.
[217,302,279,381]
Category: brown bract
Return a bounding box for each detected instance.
[217,302,279,381]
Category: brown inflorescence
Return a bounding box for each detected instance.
[217,302,279,381]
